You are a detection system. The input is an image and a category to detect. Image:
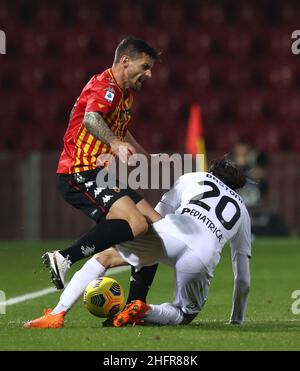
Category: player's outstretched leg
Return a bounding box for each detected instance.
[24,257,108,329]
[42,219,135,289]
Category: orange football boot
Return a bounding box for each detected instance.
[23,308,66,329]
[113,300,150,327]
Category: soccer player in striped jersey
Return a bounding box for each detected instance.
[43,37,161,307]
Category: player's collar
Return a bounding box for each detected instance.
[108,68,123,93]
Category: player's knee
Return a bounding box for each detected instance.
[94,253,111,269]
[106,207,148,236]
[127,213,148,237]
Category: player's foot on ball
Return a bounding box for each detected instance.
[23,309,66,329]
[42,251,71,289]
[113,300,150,327]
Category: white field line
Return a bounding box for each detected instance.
[4,266,130,306]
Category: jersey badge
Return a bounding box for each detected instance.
[104,91,115,103]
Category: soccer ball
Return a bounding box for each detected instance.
[83,277,125,318]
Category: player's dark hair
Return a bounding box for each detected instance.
[114,36,159,63]
[208,157,246,191]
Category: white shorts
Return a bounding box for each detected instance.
[117,227,211,315]
[173,254,211,315]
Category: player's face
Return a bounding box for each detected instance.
[124,53,155,91]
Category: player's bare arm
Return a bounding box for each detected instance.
[83,111,136,163]
[83,111,118,145]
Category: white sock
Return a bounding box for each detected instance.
[51,258,106,315]
[145,303,183,325]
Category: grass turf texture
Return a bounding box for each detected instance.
[0,238,300,351]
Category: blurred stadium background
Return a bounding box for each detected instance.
[0,0,299,240]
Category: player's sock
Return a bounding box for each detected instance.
[126,264,158,304]
[59,219,134,264]
[144,303,184,325]
[51,257,106,314]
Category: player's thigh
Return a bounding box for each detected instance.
[106,196,149,236]
[173,256,211,315]
[156,232,189,266]
[135,199,162,223]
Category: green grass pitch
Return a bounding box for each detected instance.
[0,238,300,351]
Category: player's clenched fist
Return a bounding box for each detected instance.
[110,139,137,164]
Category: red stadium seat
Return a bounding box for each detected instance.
[213,125,244,152]
[142,27,170,55]
[156,4,186,28]
[58,64,86,91]
[268,28,294,58]
[278,94,300,123]
[60,29,90,57]
[253,125,281,152]
[195,3,225,25]
[236,2,263,25]
[236,92,267,122]
[185,29,213,57]
[281,3,300,28]
[280,123,300,151]
[2,1,299,154]
[268,63,294,89]
[35,5,61,28]
[200,93,227,124]
[22,30,50,56]
[224,28,253,57]
[75,3,103,28]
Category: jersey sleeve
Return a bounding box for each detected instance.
[155,177,184,217]
[85,81,117,115]
[230,207,252,259]
[230,252,251,324]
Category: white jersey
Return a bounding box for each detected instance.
[154,172,251,275]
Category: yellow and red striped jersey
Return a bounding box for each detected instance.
[57,68,133,174]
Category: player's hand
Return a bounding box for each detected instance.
[227,320,242,325]
[110,139,137,164]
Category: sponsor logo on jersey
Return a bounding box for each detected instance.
[73,173,86,184]
[94,187,105,198]
[85,181,94,190]
[81,244,96,257]
[181,207,224,243]
[102,195,114,205]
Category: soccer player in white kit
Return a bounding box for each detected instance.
[24,158,251,329]
[113,157,251,326]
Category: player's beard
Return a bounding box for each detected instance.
[133,82,142,91]
[132,75,145,91]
